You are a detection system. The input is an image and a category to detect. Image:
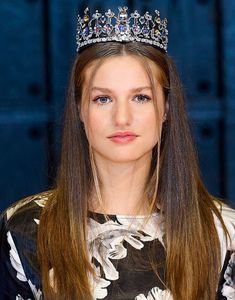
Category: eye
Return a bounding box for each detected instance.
[134,94,151,103]
[93,96,112,105]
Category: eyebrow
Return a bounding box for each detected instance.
[91,86,152,93]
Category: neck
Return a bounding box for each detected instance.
[90,152,152,215]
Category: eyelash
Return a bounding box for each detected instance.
[92,94,152,105]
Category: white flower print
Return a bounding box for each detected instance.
[28,280,43,299]
[214,203,235,264]
[222,286,235,300]
[7,232,42,299]
[87,214,164,299]
[222,252,235,300]
[34,218,40,225]
[7,231,27,282]
[135,287,172,300]
[89,265,111,299]
[16,295,30,300]
[16,285,42,300]
[48,265,110,299]
[116,214,164,245]
[88,217,158,280]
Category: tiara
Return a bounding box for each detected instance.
[76,6,168,53]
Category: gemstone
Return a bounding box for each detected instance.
[84,15,90,23]
[132,11,140,18]
[106,9,114,18]
[132,24,141,34]
[99,16,106,24]
[77,24,82,32]
[94,25,102,36]
[155,29,161,36]
[155,10,160,16]
[103,23,113,34]
[118,24,127,33]
[142,25,149,35]
[161,36,168,44]
[145,12,152,21]
[139,17,145,24]
[119,12,127,21]
[82,27,89,37]
[161,29,168,37]
[155,17,161,24]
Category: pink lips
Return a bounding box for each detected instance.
[108,131,138,144]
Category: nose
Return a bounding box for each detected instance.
[112,100,133,127]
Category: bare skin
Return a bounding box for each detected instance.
[81,55,166,215]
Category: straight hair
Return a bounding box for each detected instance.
[38,42,229,299]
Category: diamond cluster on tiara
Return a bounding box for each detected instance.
[76,6,168,52]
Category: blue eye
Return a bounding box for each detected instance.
[134,94,151,103]
[93,96,111,105]
[93,94,151,105]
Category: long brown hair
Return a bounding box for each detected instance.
[38,42,229,299]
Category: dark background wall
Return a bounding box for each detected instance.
[0,0,234,212]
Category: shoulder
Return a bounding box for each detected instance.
[0,190,54,271]
[214,201,235,251]
[0,190,53,299]
[1,190,53,224]
[214,202,235,298]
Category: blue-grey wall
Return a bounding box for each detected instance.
[0,0,234,211]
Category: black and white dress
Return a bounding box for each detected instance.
[0,191,235,300]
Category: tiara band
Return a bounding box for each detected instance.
[76,7,168,53]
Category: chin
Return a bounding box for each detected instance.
[103,152,152,164]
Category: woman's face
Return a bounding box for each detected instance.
[81,55,166,164]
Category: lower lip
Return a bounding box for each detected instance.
[109,135,137,144]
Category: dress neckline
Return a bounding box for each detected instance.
[88,209,161,219]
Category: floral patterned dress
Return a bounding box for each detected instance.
[0,191,235,300]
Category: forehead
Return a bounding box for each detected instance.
[84,55,159,90]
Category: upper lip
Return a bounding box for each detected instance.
[108,131,138,138]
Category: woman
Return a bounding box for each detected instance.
[0,6,235,300]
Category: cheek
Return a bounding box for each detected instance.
[141,110,162,141]
[140,109,158,128]
[86,112,108,140]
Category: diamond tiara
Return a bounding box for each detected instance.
[76,6,168,53]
